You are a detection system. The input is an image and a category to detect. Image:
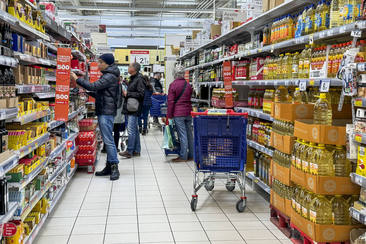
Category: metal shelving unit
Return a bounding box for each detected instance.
[246,172,271,195]
[0,55,18,67]
[16,85,51,94]
[9,109,50,125]
[16,133,50,159]
[191,98,210,104]
[235,107,273,121]
[0,202,19,224]
[14,52,56,67]
[247,139,273,157]
[35,92,55,99]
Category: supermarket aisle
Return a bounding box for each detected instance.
[35,128,290,244]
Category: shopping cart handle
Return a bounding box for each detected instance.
[191,109,248,117]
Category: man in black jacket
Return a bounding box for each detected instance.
[71,53,120,181]
[119,62,145,158]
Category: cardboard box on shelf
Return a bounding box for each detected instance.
[210,24,221,39]
[0,98,7,109]
[262,0,270,12]
[294,119,348,145]
[290,165,360,195]
[291,208,358,243]
[274,103,314,122]
[272,131,295,154]
[333,104,352,119]
[270,190,292,217]
[271,160,291,185]
[7,97,18,108]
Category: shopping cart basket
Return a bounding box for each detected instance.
[191,109,248,212]
[150,94,167,117]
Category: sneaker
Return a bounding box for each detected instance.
[133,152,141,157]
[172,157,187,163]
[119,151,132,158]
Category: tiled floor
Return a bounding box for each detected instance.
[35,128,291,244]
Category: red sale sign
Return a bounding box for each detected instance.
[3,223,17,237]
[88,62,101,103]
[223,61,233,108]
[55,48,72,121]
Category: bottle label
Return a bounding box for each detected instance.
[302,160,309,172]
[292,64,299,74]
[302,206,308,218]
[292,198,296,209]
[292,155,296,166]
[296,202,301,213]
[310,210,316,223]
[296,158,302,169]
[313,163,319,174]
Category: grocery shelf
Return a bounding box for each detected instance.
[68,110,79,120]
[180,0,314,60]
[354,98,366,108]
[14,52,56,67]
[235,107,273,122]
[35,92,55,99]
[16,133,50,159]
[0,10,50,41]
[353,133,366,144]
[0,55,18,67]
[197,81,224,87]
[43,14,71,42]
[44,42,58,53]
[24,0,37,9]
[8,157,48,190]
[0,153,19,178]
[191,98,210,104]
[71,49,87,61]
[45,75,56,82]
[48,120,64,130]
[350,207,366,225]
[232,78,343,87]
[350,173,366,188]
[68,164,78,179]
[247,139,273,157]
[0,107,18,120]
[246,172,271,195]
[16,85,51,94]
[10,109,50,125]
[48,185,67,213]
[24,212,48,244]
[0,202,19,224]
[49,142,66,161]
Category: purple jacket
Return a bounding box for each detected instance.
[167,78,192,118]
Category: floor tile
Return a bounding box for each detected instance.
[106,223,138,233]
[139,222,171,232]
[201,221,236,231]
[72,224,105,235]
[140,232,174,243]
[206,230,243,241]
[239,229,277,240]
[34,235,69,244]
[173,231,209,242]
[68,234,104,244]
[104,233,139,243]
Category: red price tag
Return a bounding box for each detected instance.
[3,223,17,237]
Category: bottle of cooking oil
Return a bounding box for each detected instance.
[296,188,305,214]
[303,45,312,79]
[293,88,303,104]
[278,54,284,79]
[315,1,323,32]
[292,186,299,210]
[292,140,300,167]
[292,52,300,79]
[314,93,332,125]
[297,140,307,170]
[353,0,362,21]
[332,195,350,225]
[301,190,314,220]
[320,0,330,31]
[315,144,335,176]
[305,4,316,34]
[303,142,315,173]
[330,0,340,28]
[310,194,333,224]
[274,86,288,103]
[282,53,289,79]
[334,145,351,176]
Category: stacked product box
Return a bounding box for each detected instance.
[75,119,97,173]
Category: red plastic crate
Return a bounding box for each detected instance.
[76,131,96,145]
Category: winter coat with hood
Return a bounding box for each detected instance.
[76,64,120,116]
[122,72,146,116]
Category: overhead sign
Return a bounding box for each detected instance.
[55,48,71,121]
[130,50,150,65]
[223,10,247,22]
[223,61,233,108]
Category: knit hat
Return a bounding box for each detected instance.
[99,53,115,65]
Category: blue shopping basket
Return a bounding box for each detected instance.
[150,94,167,117]
[192,109,248,172]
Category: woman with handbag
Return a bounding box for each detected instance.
[119,62,146,159]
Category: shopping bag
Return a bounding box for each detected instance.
[162,125,174,150]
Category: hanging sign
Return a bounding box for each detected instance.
[55,48,71,121]
[130,50,150,65]
[223,61,233,108]
[88,62,101,103]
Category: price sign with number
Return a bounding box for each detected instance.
[352,30,362,38]
[320,80,330,92]
[55,48,71,121]
[130,50,150,65]
[299,80,307,91]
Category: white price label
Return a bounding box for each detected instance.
[320,80,330,92]
[353,210,360,221]
[299,80,307,91]
[309,34,314,45]
[319,31,325,39]
[270,45,275,53]
[340,26,347,33]
[327,29,334,36]
[351,30,362,38]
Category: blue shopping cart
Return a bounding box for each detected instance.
[191,109,248,212]
[150,94,167,117]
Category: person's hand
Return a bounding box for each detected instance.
[70,72,78,81]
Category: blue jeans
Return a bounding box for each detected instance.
[127,115,141,154]
[138,105,151,130]
[174,116,194,160]
[98,115,119,164]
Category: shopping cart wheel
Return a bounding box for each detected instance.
[225,181,235,192]
[204,180,215,191]
[236,198,246,213]
[190,197,198,211]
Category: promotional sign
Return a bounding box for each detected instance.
[223,61,233,108]
[184,70,190,82]
[130,50,150,65]
[55,48,71,121]
[3,223,17,237]
[88,62,101,103]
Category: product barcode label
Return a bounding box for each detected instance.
[309,34,314,45]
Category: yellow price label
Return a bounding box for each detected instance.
[258,48,262,53]
[355,135,363,143]
[355,99,363,107]
[254,179,259,183]
[309,80,315,86]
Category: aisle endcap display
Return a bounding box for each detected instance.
[271,190,292,217]
[271,132,294,154]
[271,160,290,185]
[290,165,360,195]
[294,119,348,145]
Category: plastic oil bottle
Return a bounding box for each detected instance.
[339,0,347,23]
[292,52,300,79]
[301,190,314,220]
[283,53,292,79]
[274,86,288,103]
[305,4,316,34]
[315,144,335,176]
[303,45,312,79]
[353,0,362,22]
[314,93,332,125]
[303,142,315,173]
[293,88,303,104]
[334,145,351,176]
[320,0,330,31]
[332,195,351,225]
[296,140,307,170]
[310,194,333,224]
[292,140,300,168]
[330,0,340,28]
[292,186,300,210]
[296,188,305,214]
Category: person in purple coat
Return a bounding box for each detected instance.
[167,65,193,162]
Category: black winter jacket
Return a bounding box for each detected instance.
[76,64,120,116]
[150,77,163,93]
[123,73,145,116]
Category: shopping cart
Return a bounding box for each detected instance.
[191,109,248,212]
[150,94,167,130]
